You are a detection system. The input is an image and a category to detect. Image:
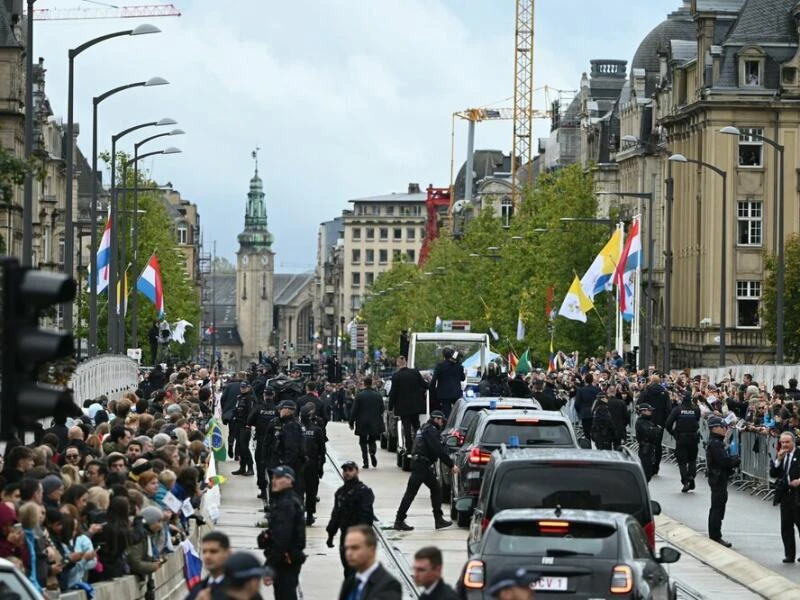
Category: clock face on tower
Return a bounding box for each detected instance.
[261,255,268,266]
[242,255,249,265]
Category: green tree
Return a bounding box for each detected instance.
[763,233,800,362]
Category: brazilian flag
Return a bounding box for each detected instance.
[205,417,227,462]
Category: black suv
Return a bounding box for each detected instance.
[463,448,662,551]
[449,409,577,527]
[438,397,540,501]
[460,508,679,599]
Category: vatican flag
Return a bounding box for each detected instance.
[558,276,595,323]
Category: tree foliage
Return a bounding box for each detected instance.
[360,164,612,365]
[762,233,800,362]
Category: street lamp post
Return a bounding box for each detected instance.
[668,153,727,366]
[721,126,785,363]
[122,145,182,350]
[65,23,160,338]
[22,0,34,265]
[88,77,168,357]
[107,119,176,353]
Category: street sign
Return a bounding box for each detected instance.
[442,320,471,332]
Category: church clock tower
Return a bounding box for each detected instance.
[236,148,275,362]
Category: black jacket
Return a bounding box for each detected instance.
[267,416,304,470]
[574,385,599,419]
[479,376,511,398]
[389,367,428,416]
[706,432,739,486]
[265,489,306,568]
[607,396,628,440]
[430,360,465,401]
[301,418,326,473]
[420,580,459,600]
[590,401,616,445]
[770,449,800,505]
[351,389,385,437]
[637,384,671,426]
[184,576,224,600]
[508,376,531,398]
[665,403,700,440]
[326,479,375,539]
[412,421,453,468]
[220,378,243,422]
[338,563,402,600]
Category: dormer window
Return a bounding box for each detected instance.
[738,47,766,88]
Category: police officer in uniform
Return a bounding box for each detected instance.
[268,400,306,502]
[394,411,458,531]
[325,461,375,578]
[300,402,326,526]
[635,403,660,482]
[231,381,255,476]
[706,416,739,547]
[249,387,278,500]
[665,393,701,493]
[262,465,306,600]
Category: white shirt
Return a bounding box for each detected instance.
[355,561,381,594]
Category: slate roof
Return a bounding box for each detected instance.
[670,39,697,64]
[632,7,695,74]
[207,272,237,326]
[273,272,314,306]
[349,191,427,204]
[696,0,747,12]
[724,0,798,45]
[453,150,511,200]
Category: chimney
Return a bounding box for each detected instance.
[407,183,420,194]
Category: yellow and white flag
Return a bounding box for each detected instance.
[558,276,595,323]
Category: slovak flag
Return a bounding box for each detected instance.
[180,540,203,590]
[91,217,112,294]
[136,253,164,318]
[614,216,641,321]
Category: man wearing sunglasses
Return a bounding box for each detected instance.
[326,461,376,578]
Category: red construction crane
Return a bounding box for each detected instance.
[418,185,451,266]
[33,4,181,20]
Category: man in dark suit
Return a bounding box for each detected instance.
[388,356,428,457]
[429,348,465,419]
[338,525,401,600]
[350,377,385,469]
[184,531,231,600]
[412,546,458,599]
[771,431,800,562]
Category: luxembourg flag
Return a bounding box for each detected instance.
[614,216,641,321]
[91,217,112,293]
[136,254,165,318]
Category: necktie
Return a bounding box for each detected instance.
[787,452,793,484]
[348,582,362,600]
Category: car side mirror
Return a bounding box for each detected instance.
[657,546,680,564]
[455,497,475,513]
[578,438,592,450]
[445,435,463,448]
[650,500,662,516]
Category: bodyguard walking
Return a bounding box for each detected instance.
[706,416,740,547]
[350,377,385,469]
[326,461,376,578]
[665,393,701,493]
[637,375,671,475]
[394,411,457,531]
[267,401,306,501]
[231,381,256,476]
[635,403,660,482]
[300,402,325,526]
[388,356,428,459]
[249,387,278,501]
[263,466,306,600]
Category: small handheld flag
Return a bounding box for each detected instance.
[205,417,227,462]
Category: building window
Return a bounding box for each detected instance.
[406,249,415,262]
[351,249,361,264]
[371,205,380,216]
[351,272,361,287]
[352,227,361,240]
[385,205,394,216]
[365,249,374,264]
[738,128,763,167]
[501,196,513,228]
[406,227,416,240]
[420,227,426,239]
[351,294,361,310]
[737,201,762,246]
[57,237,65,265]
[379,228,388,240]
[365,272,374,286]
[783,67,797,86]
[393,227,402,240]
[393,249,403,262]
[177,224,188,245]
[736,280,761,327]
[366,227,375,240]
[738,47,765,88]
[744,60,761,86]
[413,205,422,216]
[379,249,388,264]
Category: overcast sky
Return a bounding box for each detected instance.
[35,0,680,270]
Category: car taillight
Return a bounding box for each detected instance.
[468,447,492,464]
[463,560,485,589]
[538,520,569,534]
[643,520,655,550]
[610,565,633,594]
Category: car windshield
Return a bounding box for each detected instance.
[493,466,645,521]
[412,340,487,376]
[481,421,573,447]
[484,520,618,558]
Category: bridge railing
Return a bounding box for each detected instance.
[70,354,139,404]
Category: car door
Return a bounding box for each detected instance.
[627,522,670,598]
[454,417,483,497]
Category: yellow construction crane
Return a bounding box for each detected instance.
[512,0,534,209]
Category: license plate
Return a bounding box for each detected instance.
[533,577,568,591]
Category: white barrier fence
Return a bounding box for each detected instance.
[69,355,139,404]
[689,364,800,390]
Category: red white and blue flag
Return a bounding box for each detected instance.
[180,540,203,590]
[136,253,165,318]
[613,216,641,322]
[90,217,112,294]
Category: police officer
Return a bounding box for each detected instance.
[231,381,255,476]
[300,402,326,526]
[268,400,306,502]
[325,461,375,578]
[394,411,458,531]
[706,416,739,547]
[635,403,660,482]
[262,465,306,600]
[665,392,701,493]
[249,387,278,500]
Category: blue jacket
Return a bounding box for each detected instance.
[430,360,465,401]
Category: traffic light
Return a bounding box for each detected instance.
[1,258,81,439]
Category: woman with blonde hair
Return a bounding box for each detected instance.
[60,464,81,488]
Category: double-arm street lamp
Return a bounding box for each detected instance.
[60,23,160,336]
[720,126,786,364]
[124,143,183,349]
[88,77,169,357]
[107,119,177,353]
[668,153,727,366]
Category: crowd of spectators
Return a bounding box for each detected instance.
[0,363,215,598]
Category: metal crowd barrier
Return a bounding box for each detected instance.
[70,354,139,404]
